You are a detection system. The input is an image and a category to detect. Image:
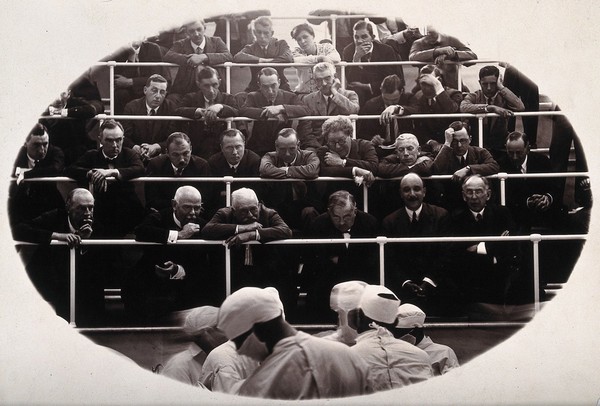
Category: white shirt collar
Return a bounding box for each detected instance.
[405,204,423,220]
[26,153,37,168]
[469,207,486,219]
[67,217,77,234]
[521,155,528,173]
[173,213,183,229]
[456,150,469,161]
[102,149,118,160]
[191,37,206,51]
[171,163,186,174]
[145,102,157,115]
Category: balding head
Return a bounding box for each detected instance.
[172,186,202,225]
[231,188,260,224]
[400,173,425,211]
[66,188,94,229]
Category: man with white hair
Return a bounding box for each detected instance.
[348,284,433,391]
[162,306,227,385]
[296,62,360,150]
[217,286,371,399]
[394,303,459,376]
[129,186,217,321]
[202,188,295,312]
[378,133,433,178]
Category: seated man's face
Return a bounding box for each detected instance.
[221,134,245,166]
[186,21,205,45]
[450,128,471,156]
[314,69,335,96]
[167,140,192,170]
[400,176,425,211]
[480,75,499,99]
[506,139,528,168]
[68,193,94,229]
[197,76,220,102]
[100,127,124,158]
[353,28,372,48]
[328,202,357,233]
[232,197,260,224]
[25,134,49,161]
[258,74,280,103]
[253,23,273,47]
[275,135,299,165]
[144,80,167,110]
[424,26,439,45]
[395,139,419,166]
[462,177,491,212]
[326,130,352,158]
[381,89,401,107]
[173,192,202,225]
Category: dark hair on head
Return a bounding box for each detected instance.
[219,128,246,145]
[479,65,500,80]
[290,23,314,39]
[449,120,465,132]
[196,66,220,82]
[419,64,442,76]
[99,119,124,136]
[322,116,353,141]
[145,74,168,88]
[276,127,297,139]
[506,130,529,146]
[381,74,405,94]
[328,190,356,209]
[26,123,48,142]
[353,20,374,37]
[166,132,191,149]
[257,67,279,83]
[253,16,273,30]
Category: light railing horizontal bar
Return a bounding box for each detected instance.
[425,322,527,329]
[14,172,590,184]
[13,234,588,247]
[93,61,178,67]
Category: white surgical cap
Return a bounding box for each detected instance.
[183,306,219,335]
[359,285,400,324]
[217,287,283,340]
[396,303,426,328]
[330,281,368,312]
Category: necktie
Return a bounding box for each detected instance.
[33,160,39,167]
[412,211,418,223]
[476,213,483,222]
[175,168,183,177]
[343,232,351,248]
[230,166,237,175]
[196,46,202,54]
[460,156,466,167]
[148,109,156,116]
[326,96,332,114]
[409,211,418,233]
[487,97,493,105]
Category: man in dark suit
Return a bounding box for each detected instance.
[145,132,211,213]
[447,175,520,304]
[175,67,239,159]
[357,74,418,154]
[432,121,499,211]
[303,190,379,322]
[13,188,106,325]
[259,128,321,234]
[316,116,379,209]
[233,16,293,92]
[201,188,295,313]
[164,20,232,100]
[497,131,562,232]
[65,119,145,236]
[382,173,449,311]
[128,186,217,322]
[239,67,308,157]
[106,39,167,114]
[296,62,359,150]
[9,123,65,228]
[342,21,399,106]
[122,74,178,163]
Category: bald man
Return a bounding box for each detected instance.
[13,188,107,325]
[382,174,450,309]
[202,188,295,315]
[128,186,217,321]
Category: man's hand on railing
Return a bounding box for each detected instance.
[353,168,375,187]
[324,151,344,167]
[51,232,82,248]
[487,105,513,118]
[140,143,161,160]
[178,223,201,240]
[236,222,263,234]
[187,54,208,67]
[261,105,285,118]
[452,167,470,183]
[87,169,114,192]
[224,231,256,248]
[435,46,456,58]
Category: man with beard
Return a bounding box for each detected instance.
[129,186,217,321]
[144,132,211,213]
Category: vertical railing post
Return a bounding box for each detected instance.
[330,15,337,51]
[225,246,231,297]
[376,237,387,286]
[498,172,507,206]
[340,61,347,89]
[224,61,232,95]
[69,246,76,327]
[457,63,462,92]
[225,17,231,51]
[362,183,368,213]
[225,116,233,130]
[531,233,542,314]
[478,115,484,147]
[349,114,358,140]
[108,61,116,116]
[224,176,233,207]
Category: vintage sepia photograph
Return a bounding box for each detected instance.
[0,0,598,404]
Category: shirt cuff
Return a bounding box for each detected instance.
[422,277,437,288]
[402,280,413,287]
[235,225,239,234]
[167,230,178,244]
[255,230,260,241]
[169,265,186,280]
[476,242,487,255]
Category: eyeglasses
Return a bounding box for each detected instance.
[463,189,487,197]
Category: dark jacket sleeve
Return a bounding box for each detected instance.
[134,211,172,243]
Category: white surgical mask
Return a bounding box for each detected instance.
[237,332,269,362]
